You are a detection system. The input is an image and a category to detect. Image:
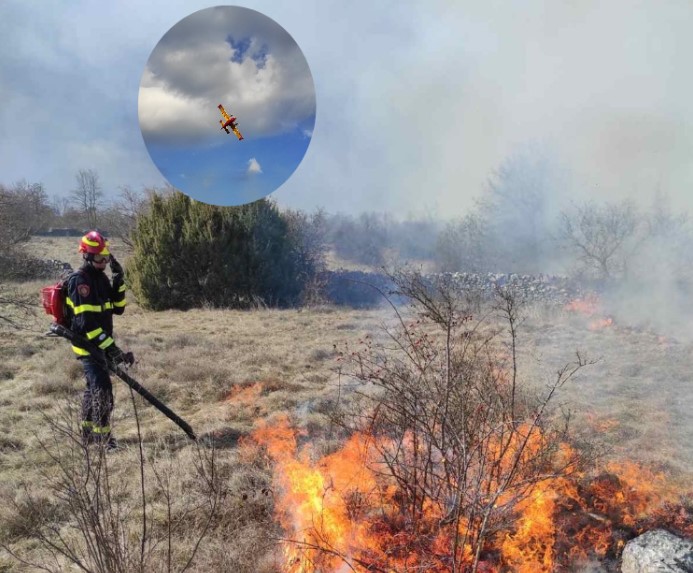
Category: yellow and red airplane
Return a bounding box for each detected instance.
[218,104,244,140]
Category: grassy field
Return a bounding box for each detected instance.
[22,235,421,274]
[1,238,692,571]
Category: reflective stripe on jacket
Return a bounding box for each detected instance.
[67,265,126,356]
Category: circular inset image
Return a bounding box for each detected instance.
[138,6,316,206]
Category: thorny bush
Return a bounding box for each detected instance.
[330,269,595,572]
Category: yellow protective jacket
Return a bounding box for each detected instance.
[66,264,126,357]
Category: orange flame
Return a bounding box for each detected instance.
[565,295,615,331]
[252,415,387,572]
[564,296,600,315]
[501,483,559,571]
[225,382,264,404]
[251,416,692,572]
[588,317,614,331]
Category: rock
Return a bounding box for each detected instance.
[621,529,693,573]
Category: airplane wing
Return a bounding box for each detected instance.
[232,126,244,141]
[218,104,231,122]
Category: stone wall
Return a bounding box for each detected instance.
[321,270,587,308]
[34,228,82,237]
[0,256,73,281]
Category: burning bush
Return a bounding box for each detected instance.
[248,271,604,571]
[244,270,693,571]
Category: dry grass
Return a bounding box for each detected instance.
[2,240,692,570]
[25,239,388,274]
[0,274,393,571]
[517,305,693,483]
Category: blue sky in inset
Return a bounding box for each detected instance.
[148,115,314,205]
[138,6,316,206]
[227,35,268,69]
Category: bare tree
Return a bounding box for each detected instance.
[436,212,492,273]
[476,147,558,273]
[0,181,55,293]
[50,195,74,218]
[386,214,441,262]
[0,181,54,252]
[647,190,688,239]
[70,169,103,228]
[99,185,154,248]
[327,212,389,267]
[0,186,16,254]
[558,199,643,281]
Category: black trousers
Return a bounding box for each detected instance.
[80,357,114,439]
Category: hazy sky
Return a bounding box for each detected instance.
[139,5,315,205]
[1,0,691,217]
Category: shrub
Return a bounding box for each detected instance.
[128,192,317,310]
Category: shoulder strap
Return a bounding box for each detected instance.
[64,268,87,289]
[69,268,87,280]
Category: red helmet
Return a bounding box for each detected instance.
[78,231,111,256]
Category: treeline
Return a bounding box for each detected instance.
[325,212,441,266]
[3,150,693,309]
[325,151,693,291]
[0,173,157,251]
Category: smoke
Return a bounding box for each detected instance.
[321,139,693,345]
[3,1,691,213]
[601,200,693,341]
[274,0,693,220]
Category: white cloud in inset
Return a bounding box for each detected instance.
[302,128,313,139]
[247,157,262,174]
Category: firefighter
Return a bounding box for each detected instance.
[67,231,134,450]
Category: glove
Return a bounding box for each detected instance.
[106,345,135,366]
[109,255,124,275]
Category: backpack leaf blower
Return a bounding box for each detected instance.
[48,323,197,441]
